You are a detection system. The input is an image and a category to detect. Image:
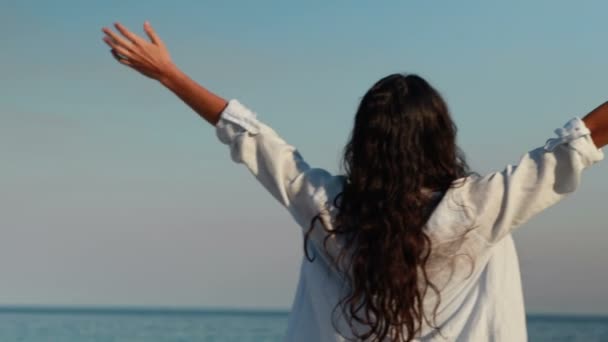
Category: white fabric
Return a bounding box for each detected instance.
[215,99,604,341]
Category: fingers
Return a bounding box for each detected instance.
[103,36,133,59]
[114,22,144,45]
[104,36,135,66]
[102,27,134,51]
[143,21,163,46]
[112,50,134,67]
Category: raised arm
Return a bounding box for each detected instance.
[101,22,339,248]
[102,21,227,126]
[458,106,605,245]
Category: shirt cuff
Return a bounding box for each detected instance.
[218,99,260,134]
[544,116,604,164]
[215,99,261,145]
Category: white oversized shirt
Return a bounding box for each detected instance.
[215,99,604,341]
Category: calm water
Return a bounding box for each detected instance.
[0,308,606,341]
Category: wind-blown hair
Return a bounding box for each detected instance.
[304,73,473,341]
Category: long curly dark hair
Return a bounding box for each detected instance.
[304,73,473,341]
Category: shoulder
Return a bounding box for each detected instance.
[424,175,482,241]
[288,170,345,213]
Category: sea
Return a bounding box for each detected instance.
[0,307,606,342]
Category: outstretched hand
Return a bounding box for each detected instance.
[103,21,227,125]
[102,21,176,81]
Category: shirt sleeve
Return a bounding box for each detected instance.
[215,99,337,232]
[459,116,604,244]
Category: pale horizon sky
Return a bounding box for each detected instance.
[1,0,607,315]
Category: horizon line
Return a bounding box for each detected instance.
[0,305,605,320]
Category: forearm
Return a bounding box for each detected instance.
[582,101,608,149]
[159,65,228,126]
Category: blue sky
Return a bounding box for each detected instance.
[1,0,607,314]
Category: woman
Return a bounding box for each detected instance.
[102,22,606,341]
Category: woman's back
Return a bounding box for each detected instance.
[215,96,603,341]
[282,174,528,341]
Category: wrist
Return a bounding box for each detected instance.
[158,63,182,87]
